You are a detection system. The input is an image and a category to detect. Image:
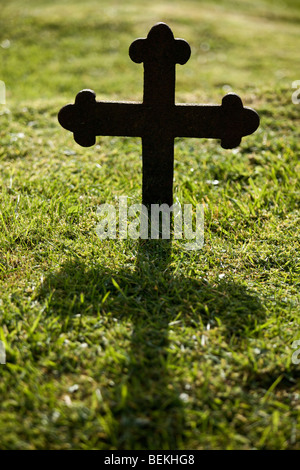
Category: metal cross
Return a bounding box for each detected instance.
[58,22,259,207]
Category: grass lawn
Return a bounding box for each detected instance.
[0,0,299,450]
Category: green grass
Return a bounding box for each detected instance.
[0,0,300,450]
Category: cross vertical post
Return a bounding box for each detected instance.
[129,23,191,207]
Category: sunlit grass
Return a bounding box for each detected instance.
[0,0,299,450]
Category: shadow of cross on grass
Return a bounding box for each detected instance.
[39,240,266,449]
[58,22,260,208]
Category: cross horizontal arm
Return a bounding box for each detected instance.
[58,90,146,147]
[173,93,260,149]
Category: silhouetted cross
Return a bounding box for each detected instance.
[58,22,259,207]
